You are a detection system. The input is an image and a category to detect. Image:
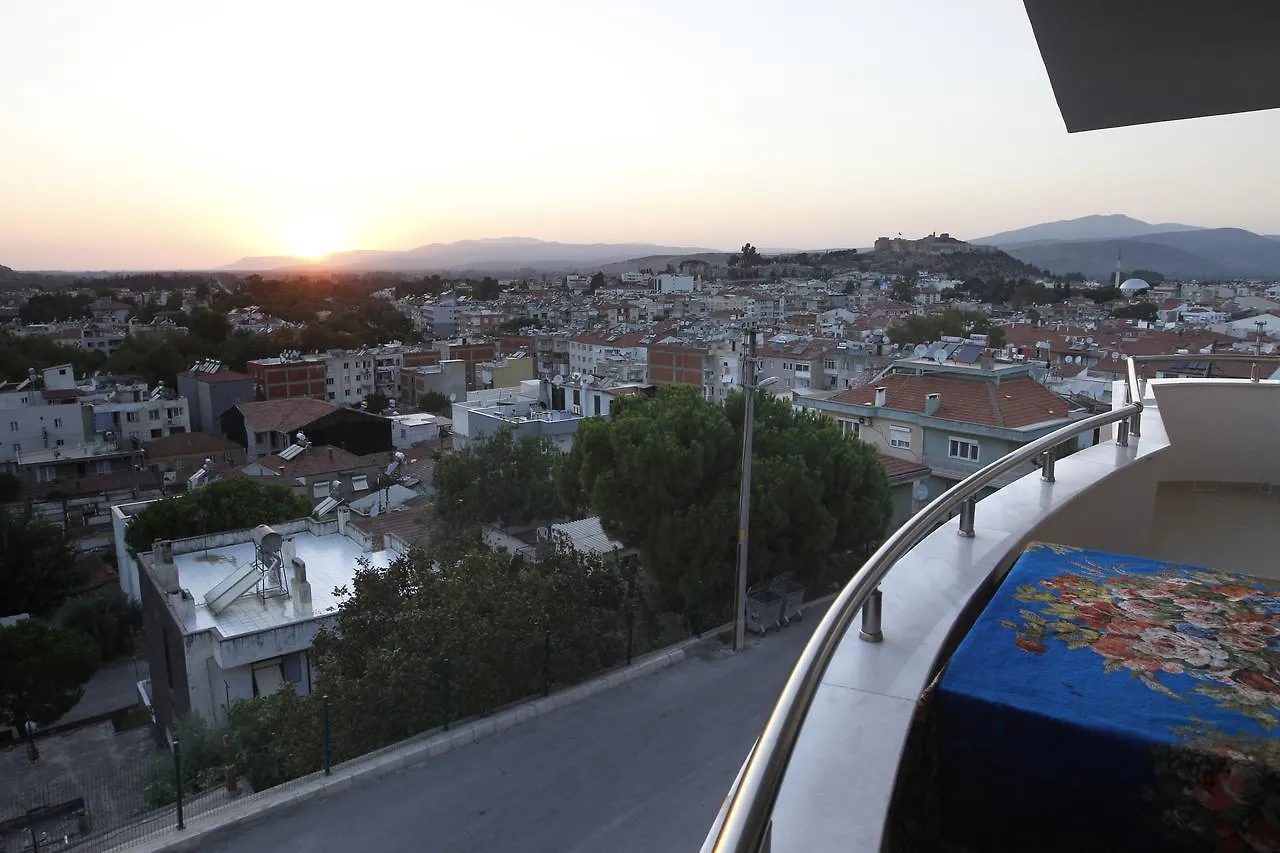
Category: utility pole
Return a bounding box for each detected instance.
[733,327,759,653]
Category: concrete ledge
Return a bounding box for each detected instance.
[117,635,706,853]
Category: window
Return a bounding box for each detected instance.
[327,392,336,400]
[824,360,837,371]
[949,437,980,463]
[254,432,267,444]
[889,425,912,449]
[126,411,139,422]
[326,377,334,385]
[837,418,860,438]
[55,439,65,446]
[149,410,160,420]
[150,429,162,438]
[8,422,16,432]
[351,474,370,491]
[251,659,285,698]
[312,482,329,498]
[53,417,62,428]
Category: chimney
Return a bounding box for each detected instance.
[980,354,994,371]
[291,557,312,615]
[874,387,887,408]
[151,540,179,592]
[925,393,941,416]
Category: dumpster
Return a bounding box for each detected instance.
[769,571,806,625]
[745,583,784,635]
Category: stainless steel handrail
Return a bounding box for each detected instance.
[709,354,1280,853]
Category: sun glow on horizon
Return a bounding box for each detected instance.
[282,221,346,260]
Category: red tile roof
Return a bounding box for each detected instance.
[236,398,341,432]
[877,454,930,482]
[252,445,366,478]
[833,374,1073,429]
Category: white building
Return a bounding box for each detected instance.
[388,412,444,449]
[135,517,396,731]
[654,274,698,294]
[0,365,92,467]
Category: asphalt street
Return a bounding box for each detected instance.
[199,614,822,853]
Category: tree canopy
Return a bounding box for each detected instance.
[433,427,566,529]
[124,477,314,555]
[0,510,80,617]
[558,385,892,613]
[0,618,100,758]
[886,308,1007,348]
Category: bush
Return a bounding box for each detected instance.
[142,714,231,807]
[124,477,314,555]
[55,588,142,661]
[225,684,323,790]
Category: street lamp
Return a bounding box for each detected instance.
[733,326,778,653]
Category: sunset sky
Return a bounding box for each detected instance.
[3,0,1278,270]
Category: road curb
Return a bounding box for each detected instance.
[116,638,704,852]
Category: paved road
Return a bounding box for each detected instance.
[200,616,822,853]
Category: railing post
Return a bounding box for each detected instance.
[858,588,883,643]
[1040,447,1056,483]
[1251,362,1259,382]
[439,657,451,731]
[323,694,331,776]
[958,496,976,538]
[1117,418,1129,447]
[1131,408,1141,437]
[625,599,636,666]
[172,737,184,830]
[542,629,552,697]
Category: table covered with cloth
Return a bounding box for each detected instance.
[937,542,1280,853]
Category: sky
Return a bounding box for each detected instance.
[2,0,1278,270]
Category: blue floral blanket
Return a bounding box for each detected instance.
[937,543,1280,853]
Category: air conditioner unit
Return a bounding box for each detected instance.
[858,416,870,425]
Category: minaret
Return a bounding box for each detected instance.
[1113,248,1123,288]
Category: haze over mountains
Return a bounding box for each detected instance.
[222,238,724,273]
[974,215,1280,279]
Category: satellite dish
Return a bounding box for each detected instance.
[913,482,929,502]
[551,375,564,386]
[932,348,947,362]
[1111,351,1119,360]
[450,393,459,402]
[913,344,928,358]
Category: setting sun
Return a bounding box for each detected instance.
[282,222,345,260]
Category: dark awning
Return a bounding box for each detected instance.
[1023,0,1280,132]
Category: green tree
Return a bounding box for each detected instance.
[588,271,606,293]
[887,308,1005,349]
[0,511,80,617]
[418,391,453,415]
[559,385,892,615]
[0,619,100,760]
[225,684,322,791]
[312,540,627,764]
[364,392,389,413]
[434,427,566,529]
[188,307,231,344]
[54,588,142,662]
[1113,302,1158,322]
[739,243,761,268]
[124,477,314,555]
[0,472,22,502]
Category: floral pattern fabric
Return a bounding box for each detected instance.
[936,543,1280,853]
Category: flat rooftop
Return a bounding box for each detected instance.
[171,530,393,637]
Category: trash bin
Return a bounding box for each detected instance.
[769,572,806,626]
[746,583,785,635]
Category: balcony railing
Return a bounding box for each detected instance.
[706,352,1279,853]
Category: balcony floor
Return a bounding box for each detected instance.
[1145,481,1280,580]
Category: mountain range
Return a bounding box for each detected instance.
[974,215,1280,279]
[221,238,724,273]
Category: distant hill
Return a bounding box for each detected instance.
[975,214,1204,249]
[221,238,725,273]
[1004,228,1280,278]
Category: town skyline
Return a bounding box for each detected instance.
[3,0,1279,270]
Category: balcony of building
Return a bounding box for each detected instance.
[705,354,1280,853]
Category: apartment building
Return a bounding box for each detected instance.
[247,345,439,404]
[647,342,709,391]
[176,361,256,436]
[433,339,500,391]
[798,355,1085,499]
[0,365,92,467]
